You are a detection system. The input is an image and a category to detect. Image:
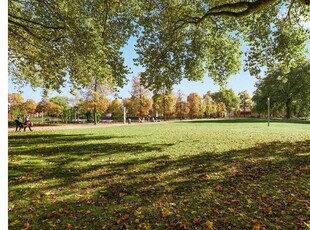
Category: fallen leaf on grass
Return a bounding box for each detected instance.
[169,221,186,229]
[213,208,221,215]
[119,192,126,197]
[115,214,130,225]
[230,169,239,176]
[192,217,201,225]
[215,184,222,191]
[91,181,100,187]
[252,223,261,230]
[161,209,172,218]
[122,214,130,221]
[205,220,213,230]
[115,219,122,225]
[47,212,61,218]
[231,199,239,204]
[205,174,212,179]
[112,209,120,216]
[23,222,30,230]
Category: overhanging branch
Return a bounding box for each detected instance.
[198,0,277,23]
[8,13,65,30]
[173,0,277,30]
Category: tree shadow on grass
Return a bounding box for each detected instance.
[9,141,174,186]
[90,140,309,229]
[9,141,173,157]
[8,140,310,229]
[8,133,138,148]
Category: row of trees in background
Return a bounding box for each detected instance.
[9,59,310,123]
[120,74,254,120]
[8,75,254,123]
[9,58,310,123]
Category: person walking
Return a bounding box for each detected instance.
[14,116,23,132]
[23,115,33,131]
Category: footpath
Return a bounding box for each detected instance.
[8,121,160,132]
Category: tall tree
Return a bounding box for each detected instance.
[107,99,123,120]
[36,97,50,121]
[69,95,83,122]
[187,93,202,119]
[203,91,217,118]
[212,88,240,118]
[123,98,136,117]
[50,96,70,110]
[47,102,63,118]
[152,91,176,120]
[175,90,189,119]
[8,93,24,118]
[253,60,310,118]
[8,92,24,105]
[238,90,253,117]
[216,102,227,118]
[21,99,37,115]
[126,73,153,118]
[80,84,110,124]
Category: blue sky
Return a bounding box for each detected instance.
[8,35,258,102]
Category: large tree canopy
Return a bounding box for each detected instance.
[252,60,310,118]
[136,0,309,90]
[212,88,240,113]
[9,0,136,93]
[9,0,310,93]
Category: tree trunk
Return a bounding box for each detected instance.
[163,95,166,121]
[163,86,167,121]
[93,79,98,125]
[93,105,97,124]
[139,83,142,120]
[86,112,90,122]
[243,103,246,117]
[286,97,292,119]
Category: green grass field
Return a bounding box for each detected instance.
[8,119,310,229]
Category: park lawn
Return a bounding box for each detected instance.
[8,119,310,229]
